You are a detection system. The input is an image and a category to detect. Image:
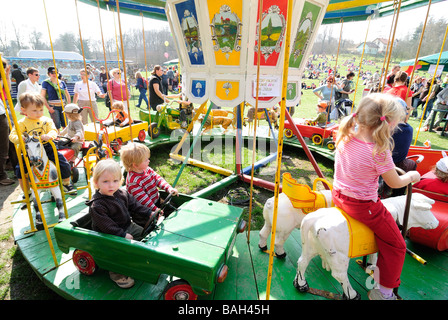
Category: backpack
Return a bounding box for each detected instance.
[105,95,111,110]
[143,78,148,90]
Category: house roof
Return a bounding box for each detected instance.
[374,38,389,45]
[356,42,379,49]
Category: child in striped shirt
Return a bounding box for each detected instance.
[120,143,178,214]
[332,93,421,300]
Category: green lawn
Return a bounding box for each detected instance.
[8,53,448,227]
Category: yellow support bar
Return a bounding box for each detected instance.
[169,153,234,177]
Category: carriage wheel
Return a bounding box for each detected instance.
[138,129,146,142]
[311,134,323,145]
[73,249,97,275]
[163,279,198,300]
[284,128,294,138]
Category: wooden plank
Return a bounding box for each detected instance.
[244,230,335,300]
[213,233,259,300]
[395,240,448,300]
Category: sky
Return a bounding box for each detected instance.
[1,0,447,50]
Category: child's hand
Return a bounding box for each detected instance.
[170,188,179,196]
[151,208,163,219]
[40,134,51,141]
[408,171,421,184]
[72,136,79,143]
[125,233,133,240]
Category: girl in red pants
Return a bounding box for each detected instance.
[332,93,421,300]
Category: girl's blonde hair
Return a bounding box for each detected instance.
[120,142,151,172]
[336,93,405,157]
[92,159,122,187]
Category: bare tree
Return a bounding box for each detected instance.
[12,23,27,52]
[53,32,78,52]
[29,30,49,50]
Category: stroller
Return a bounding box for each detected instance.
[334,98,354,119]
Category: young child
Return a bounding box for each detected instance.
[120,143,178,213]
[111,101,132,127]
[305,101,328,127]
[9,92,77,195]
[413,152,448,195]
[86,159,156,288]
[332,93,421,300]
[59,104,84,157]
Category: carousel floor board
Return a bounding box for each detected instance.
[13,193,448,300]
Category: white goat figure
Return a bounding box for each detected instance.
[24,134,65,230]
[258,190,333,258]
[294,193,438,300]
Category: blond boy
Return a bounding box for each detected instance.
[120,143,178,212]
[9,92,76,194]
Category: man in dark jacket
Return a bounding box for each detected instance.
[11,64,26,86]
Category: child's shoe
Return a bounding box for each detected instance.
[368,289,397,300]
[35,214,44,231]
[0,177,15,185]
[109,271,135,289]
[63,183,78,195]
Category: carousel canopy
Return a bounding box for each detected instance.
[78,0,445,23]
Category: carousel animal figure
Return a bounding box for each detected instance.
[258,189,332,258]
[245,106,280,132]
[200,115,235,134]
[193,107,237,133]
[24,133,65,230]
[194,107,236,121]
[294,193,438,300]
